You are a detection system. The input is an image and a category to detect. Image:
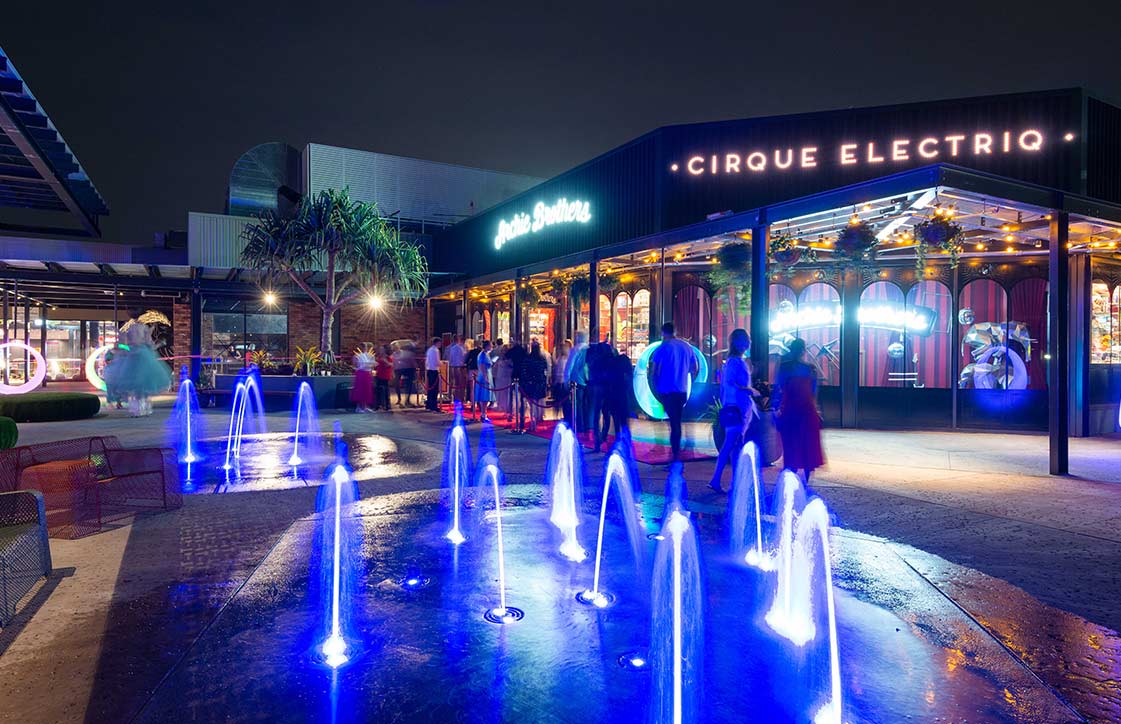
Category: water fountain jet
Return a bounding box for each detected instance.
[546,422,586,562]
[288,381,321,467]
[477,458,523,623]
[728,443,771,569]
[221,370,266,472]
[579,443,645,607]
[317,463,357,668]
[443,412,471,545]
[650,507,703,724]
[172,373,203,465]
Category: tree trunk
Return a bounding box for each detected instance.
[321,307,335,357]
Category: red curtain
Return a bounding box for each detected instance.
[768,285,797,380]
[859,282,905,387]
[906,280,953,388]
[1010,278,1048,390]
[673,286,710,348]
[798,283,841,386]
[959,279,1008,383]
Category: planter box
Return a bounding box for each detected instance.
[212,374,356,411]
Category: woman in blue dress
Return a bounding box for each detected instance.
[474,340,494,422]
[708,329,758,493]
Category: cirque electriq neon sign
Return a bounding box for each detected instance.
[494,198,591,250]
[671,128,1066,178]
[769,301,938,337]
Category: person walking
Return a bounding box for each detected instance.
[492,342,512,414]
[586,335,615,452]
[465,338,483,410]
[447,334,467,404]
[772,337,825,482]
[552,338,571,417]
[520,340,549,432]
[393,343,416,408]
[350,350,375,413]
[424,337,442,411]
[374,345,394,411]
[564,330,589,432]
[648,322,698,463]
[506,337,528,426]
[474,340,494,422]
[708,329,759,493]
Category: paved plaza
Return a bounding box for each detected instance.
[1,404,1120,722]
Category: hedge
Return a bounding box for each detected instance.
[0,417,16,449]
[0,392,101,422]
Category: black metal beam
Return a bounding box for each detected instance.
[750,219,769,379]
[225,268,241,282]
[96,263,115,275]
[0,93,100,236]
[147,265,161,279]
[1048,211,1070,475]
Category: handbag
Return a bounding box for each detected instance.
[756,410,782,465]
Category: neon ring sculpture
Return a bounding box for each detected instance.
[85,344,124,392]
[632,340,709,420]
[0,341,47,395]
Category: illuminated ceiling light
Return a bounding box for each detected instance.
[263,291,278,306]
[862,204,872,212]
[1005,246,1015,253]
[1063,132,1076,141]
[1004,234,1014,242]
[1000,224,1010,232]
[1034,239,1043,248]
[975,243,986,251]
[849,214,860,225]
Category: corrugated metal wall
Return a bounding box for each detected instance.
[306,144,541,226]
[187,212,254,268]
[1088,97,1121,204]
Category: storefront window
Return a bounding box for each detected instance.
[905,280,953,389]
[1091,281,1119,364]
[610,289,651,361]
[598,294,611,342]
[859,282,907,387]
[958,279,1012,388]
[613,292,631,350]
[673,285,713,355]
[528,307,555,352]
[495,310,510,343]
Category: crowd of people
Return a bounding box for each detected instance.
[347,326,826,501]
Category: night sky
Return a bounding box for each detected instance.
[5,1,1120,244]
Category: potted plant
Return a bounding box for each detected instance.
[914,213,963,270]
[294,345,323,376]
[834,220,878,264]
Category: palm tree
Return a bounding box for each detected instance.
[241,188,429,356]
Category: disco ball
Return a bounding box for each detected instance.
[776,299,795,314]
[958,308,975,325]
[887,342,905,359]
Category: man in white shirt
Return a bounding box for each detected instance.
[648,322,698,462]
[424,337,442,411]
[446,334,467,403]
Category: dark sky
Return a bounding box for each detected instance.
[5,0,1120,244]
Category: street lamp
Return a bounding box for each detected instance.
[263,291,278,306]
[368,295,384,310]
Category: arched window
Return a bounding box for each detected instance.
[858,281,906,387]
[798,282,841,387]
[1009,278,1048,390]
[614,292,631,352]
[598,294,612,342]
[958,279,1010,389]
[905,280,953,388]
[631,289,651,360]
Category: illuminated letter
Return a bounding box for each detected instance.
[531,202,546,232]
[1019,129,1043,151]
[918,138,939,158]
[840,143,858,165]
[774,148,793,169]
[686,156,705,175]
[891,139,910,161]
[746,152,766,172]
[711,155,718,174]
[974,133,993,155]
[945,135,966,156]
[867,142,884,163]
[724,154,741,173]
[801,147,818,168]
[1002,131,1011,152]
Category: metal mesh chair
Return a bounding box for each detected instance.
[100,447,182,515]
[0,489,51,626]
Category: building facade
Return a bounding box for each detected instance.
[427,89,1121,473]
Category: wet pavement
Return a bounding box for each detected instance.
[138,487,1082,723]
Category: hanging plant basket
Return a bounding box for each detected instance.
[569,276,590,305]
[914,215,964,270]
[518,283,542,308]
[834,221,878,264]
[768,233,817,268]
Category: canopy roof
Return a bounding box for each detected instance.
[0,45,108,237]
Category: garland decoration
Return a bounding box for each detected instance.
[834,220,878,264]
[914,212,964,270]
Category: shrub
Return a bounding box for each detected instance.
[0,392,101,422]
[0,416,16,448]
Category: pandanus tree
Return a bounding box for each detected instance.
[241,188,429,356]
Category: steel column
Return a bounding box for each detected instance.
[589,260,600,341]
[839,268,862,427]
[1048,212,1070,475]
[750,223,769,378]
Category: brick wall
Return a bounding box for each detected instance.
[287,301,322,353]
[339,303,425,355]
[172,302,191,358]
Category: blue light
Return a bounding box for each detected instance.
[632,341,709,420]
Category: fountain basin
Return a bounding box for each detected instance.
[135,486,1078,723]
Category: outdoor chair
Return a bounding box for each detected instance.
[0,489,51,626]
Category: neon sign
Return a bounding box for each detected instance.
[671,128,1061,178]
[769,301,937,337]
[494,198,591,250]
[0,342,46,395]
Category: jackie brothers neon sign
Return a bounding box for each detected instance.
[494,198,591,250]
[671,128,1069,178]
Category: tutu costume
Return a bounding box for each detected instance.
[350,352,375,411]
[102,323,172,416]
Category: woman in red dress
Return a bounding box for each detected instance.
[350,351,375,412]
[772,338,825,481]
